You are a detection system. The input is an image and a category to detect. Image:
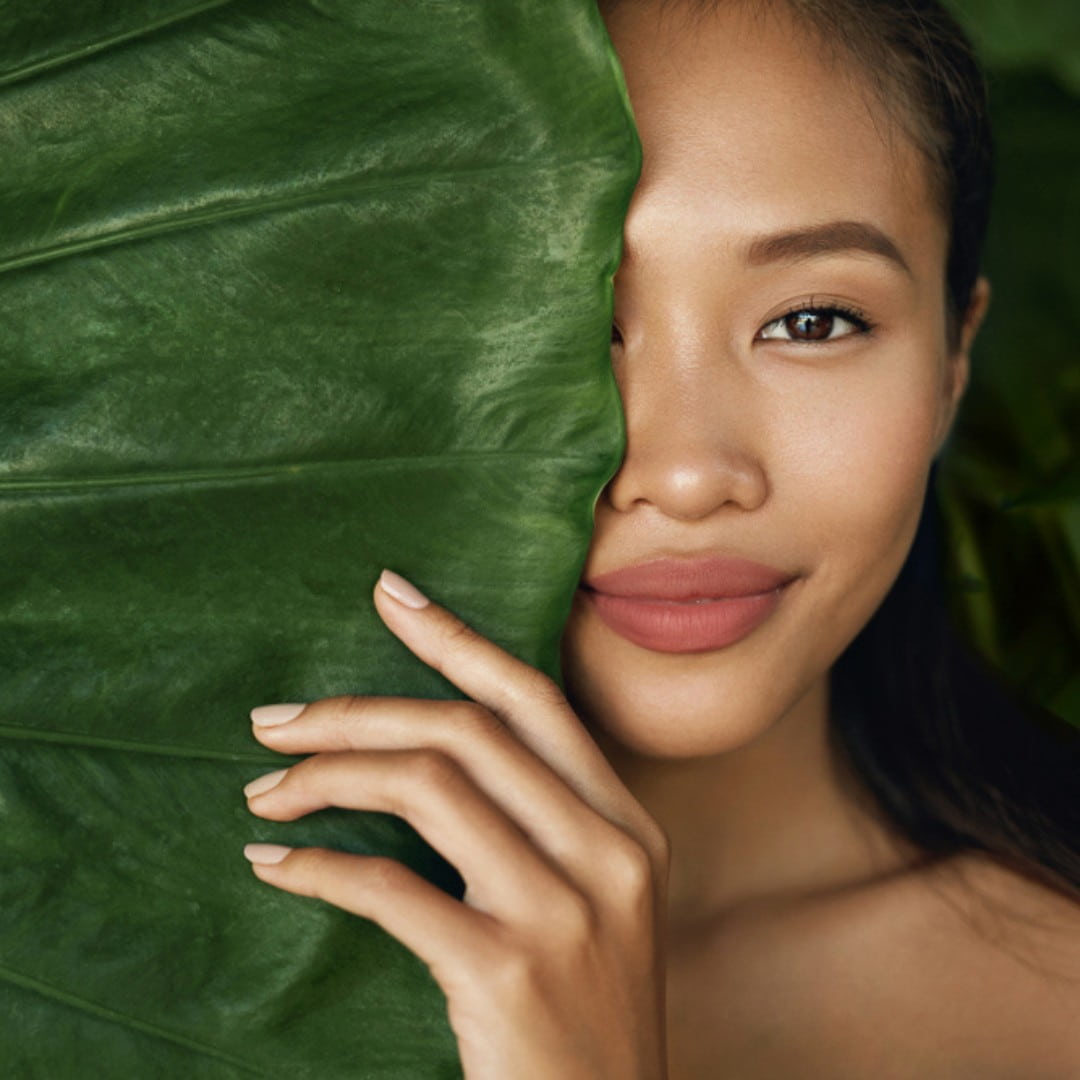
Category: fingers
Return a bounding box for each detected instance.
[243,844,492,980]
[369,570,640,830]
[251,696,658,887]
[244,748,572,917]
[250,695,665,873]
[374,570,568,722]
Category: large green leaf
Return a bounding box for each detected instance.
[0,1,639,1074]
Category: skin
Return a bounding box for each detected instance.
[241,2,1080,1076]
[561,0,977,931]
[557,0,989,928]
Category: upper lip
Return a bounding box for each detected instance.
[583,556,797,601]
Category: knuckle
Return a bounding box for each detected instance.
[546,884,596,944]
[442,616,483,651]
[605,832,656,895]
[449,700,504,740]
[638,819,672,871]
[337,694,371,725]
[486,937,545,1000]
[405,747,463,792]
[328,695,371,743]
[360,855,412,896]
[510,670,568,712]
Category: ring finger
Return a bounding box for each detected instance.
[244,747,571,919]
[251,697,644,884]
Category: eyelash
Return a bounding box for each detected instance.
[757,302,875,344]
[610,302,877,346]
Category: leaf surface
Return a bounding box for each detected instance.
[0,1,640,1073]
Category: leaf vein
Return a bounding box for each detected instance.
[0,959,265,1074]
[0,451,612,496]
[0,724,282,764]
[0,0,239,89]
[0,153,629,276]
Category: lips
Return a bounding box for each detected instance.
[581,556,798,654]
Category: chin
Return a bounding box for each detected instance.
[560,616,820,761]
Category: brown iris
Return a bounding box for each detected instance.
[785,310,835,341]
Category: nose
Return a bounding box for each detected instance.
[603,336,769,521]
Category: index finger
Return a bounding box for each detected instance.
[372,568,625,807]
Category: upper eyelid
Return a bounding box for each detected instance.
[611,304,875,342]
[758,304,872,342]
[768,302,870,326]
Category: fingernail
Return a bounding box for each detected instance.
[243,768,288,799]
[251,703,306,727]
[244,843,292,865]
[378,569,430,610]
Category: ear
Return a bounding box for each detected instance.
[936,275,991,454]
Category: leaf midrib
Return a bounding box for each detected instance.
[0,450,616,496]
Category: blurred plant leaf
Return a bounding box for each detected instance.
[0,0,639,1074]
[949,0,1080,94]
[938,46,1080,725]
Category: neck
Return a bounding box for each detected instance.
[595,677,920,930]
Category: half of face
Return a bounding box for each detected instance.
[560,0,976,759]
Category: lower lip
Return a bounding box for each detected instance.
[584,585,791,654]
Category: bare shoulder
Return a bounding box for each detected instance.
[672,852,1080,1079]
[793,851,1080,1077]
[669,850,1080,1078]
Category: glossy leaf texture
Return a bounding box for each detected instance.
[0,1,640,1075]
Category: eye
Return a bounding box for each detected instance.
[757,304,872,344]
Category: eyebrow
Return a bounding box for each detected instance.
[744,220,913,277]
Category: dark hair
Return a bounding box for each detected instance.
[832,471,1080,905]
[601,0,1080,905]
[603,0,995,348]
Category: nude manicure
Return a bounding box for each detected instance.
[243,843,292,865]
[250,703,306,727]
[243,768,288,798]
[378,569,430,609]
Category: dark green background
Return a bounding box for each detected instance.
[941,0,1080,724]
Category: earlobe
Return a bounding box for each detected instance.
[936,275,990,454]
[960,275,992,360]
[953,274,992,409]
[934,356,968,457]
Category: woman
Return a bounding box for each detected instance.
[240,0,1080,1074]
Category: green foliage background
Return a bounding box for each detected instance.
[940,0,1080,725]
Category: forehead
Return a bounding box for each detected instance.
[603,1,945,271]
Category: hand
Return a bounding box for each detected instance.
[242,569,670,1080]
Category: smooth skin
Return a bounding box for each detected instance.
[245,2,1080,1076]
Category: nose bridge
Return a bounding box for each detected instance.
[606,322,769,519]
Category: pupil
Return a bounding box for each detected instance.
[787,311,832,340]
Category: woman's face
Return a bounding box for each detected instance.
[560,0,978,758]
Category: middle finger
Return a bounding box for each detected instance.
[244,747,570,919]
[250,697,634,884]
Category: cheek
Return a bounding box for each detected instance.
[559,351,949,758]
[780,360,942,546]
[772,354,945,648]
